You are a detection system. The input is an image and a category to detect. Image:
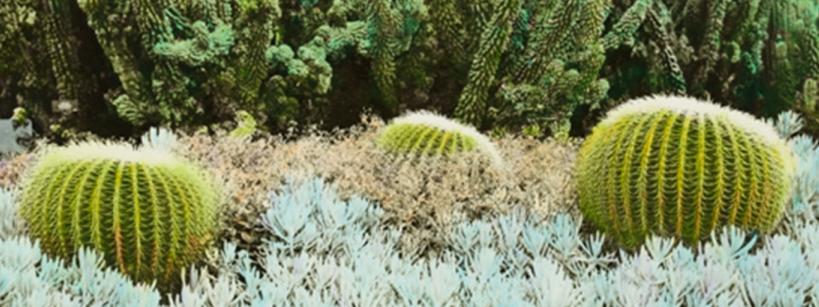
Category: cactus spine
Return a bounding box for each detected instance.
[19,142,218,287]
[577,96,796,248]
[376,111,502,165]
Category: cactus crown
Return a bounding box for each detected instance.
[577,95,796,248]
[19,142,219,288]
[376,111,503,165]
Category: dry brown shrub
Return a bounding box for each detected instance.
[0,153,34,189]
[176,117,580,255]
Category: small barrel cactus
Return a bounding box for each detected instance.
[19,142,218,286]
[376,111,502,165]
[577,95,796,248]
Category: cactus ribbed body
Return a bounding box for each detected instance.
[376,111,502,165]
[19,143,218,286]
[577,96,796,248]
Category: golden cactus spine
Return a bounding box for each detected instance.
[19,142,218,287]
[577,96,795,248]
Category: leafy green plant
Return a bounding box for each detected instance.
[18,142,219,288]
[375,111,502,165]
[576,95,796,248]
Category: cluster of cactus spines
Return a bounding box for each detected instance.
[19,142,218,287]
[376,111,502,165]
[577,95,796,248]
[454,0,522,126]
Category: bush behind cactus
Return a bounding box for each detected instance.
[577,96,796,248]
[18,142,219,287]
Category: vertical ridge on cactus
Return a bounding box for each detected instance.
[577,95,796,248]
[19,142,218,287]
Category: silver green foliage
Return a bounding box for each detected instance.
[0,237,161,307]
[140,127,179,152]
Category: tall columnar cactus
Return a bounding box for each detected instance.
[376,111,502,165]
[577,96,796,248]
[19,142,219,287]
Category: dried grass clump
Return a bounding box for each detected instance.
[176,117,580,255]
[0,153,33,188]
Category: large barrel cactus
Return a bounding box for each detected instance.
[19,142,218,286]
[376,111,502,165]
[577,95,796,248]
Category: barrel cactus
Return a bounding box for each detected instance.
[376,111,502,165]
[19,142,219,287]
[577,95,796,248]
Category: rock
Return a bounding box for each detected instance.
[0,119,34,156]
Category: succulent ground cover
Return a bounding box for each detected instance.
[0,107,817,306]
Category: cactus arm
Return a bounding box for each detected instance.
[636,112,666,240]
[603,0,652,50]
[455,0,523,126]
[673,116,692,239]
[691,0,728,94]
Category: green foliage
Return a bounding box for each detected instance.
[19,142,219,288]
[454,0,523,126]
[375,111,501,164]
[11,107,28,126]
[577,96,796,248]
[606,0,819,121]
[1,0,818,138]
[228,110,258,139]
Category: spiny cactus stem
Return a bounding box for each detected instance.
[673,116,691,240]
[578,96,794,248]
[692,115,706,242]
[655,112,678,235]
[113,161,126,274]
[708,119,726,234]
[725,123,744,226]
[90,160,116,251]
